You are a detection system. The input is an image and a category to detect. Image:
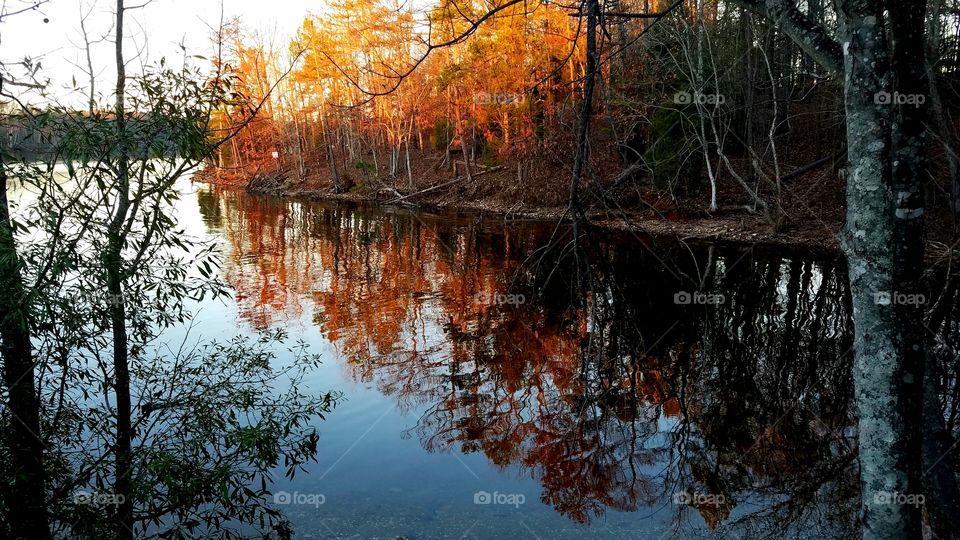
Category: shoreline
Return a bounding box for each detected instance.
[193,166,845,256]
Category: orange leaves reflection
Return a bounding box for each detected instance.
[206,189,671,523]
[200,187,860,532]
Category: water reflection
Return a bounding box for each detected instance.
[193,184,954,538]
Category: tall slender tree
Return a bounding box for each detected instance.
[731,0,960,536]
[0,2,54,537]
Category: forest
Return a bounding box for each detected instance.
[1,0,960,538]
[207,0,955,238]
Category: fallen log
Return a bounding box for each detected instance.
[781,150,846,182]
[385,177,465,204]
[385,166,505,204]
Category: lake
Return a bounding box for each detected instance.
[169,176,943,539]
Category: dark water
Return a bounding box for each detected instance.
[175,179,957,539]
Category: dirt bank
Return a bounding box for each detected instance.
[193,164,853,256]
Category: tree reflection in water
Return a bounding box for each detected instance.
[195,185,958,538]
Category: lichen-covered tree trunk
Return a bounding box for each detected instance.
[730,0,960,535]
[838,0,926,536]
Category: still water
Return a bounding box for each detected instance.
[177,177,875,539]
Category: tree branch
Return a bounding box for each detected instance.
[728,0,843,75]
[0,0,48,22]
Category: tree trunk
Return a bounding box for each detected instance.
[110,2,135,537]
[838,0,925,536]
[0,162,51,540]
[713,1,958,537]
[569,0,599,211]
[894,1,960,536]
[319,102,341,192]
[455,91,472,182]
[922,2,960,220]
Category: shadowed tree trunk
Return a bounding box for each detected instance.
[891,1,960,535]
[0,160,51,540]
[109,1,134,538]
[569,0,599,212]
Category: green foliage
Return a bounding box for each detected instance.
[0,56,339,539]
[430,119,453,153]
[435,62,464,90]
[643,104,702,193]
[353,159,375,176]
[60,331,337,539]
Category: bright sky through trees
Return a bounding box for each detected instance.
[0,0,309,105]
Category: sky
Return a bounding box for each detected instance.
[1,0,317,105]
